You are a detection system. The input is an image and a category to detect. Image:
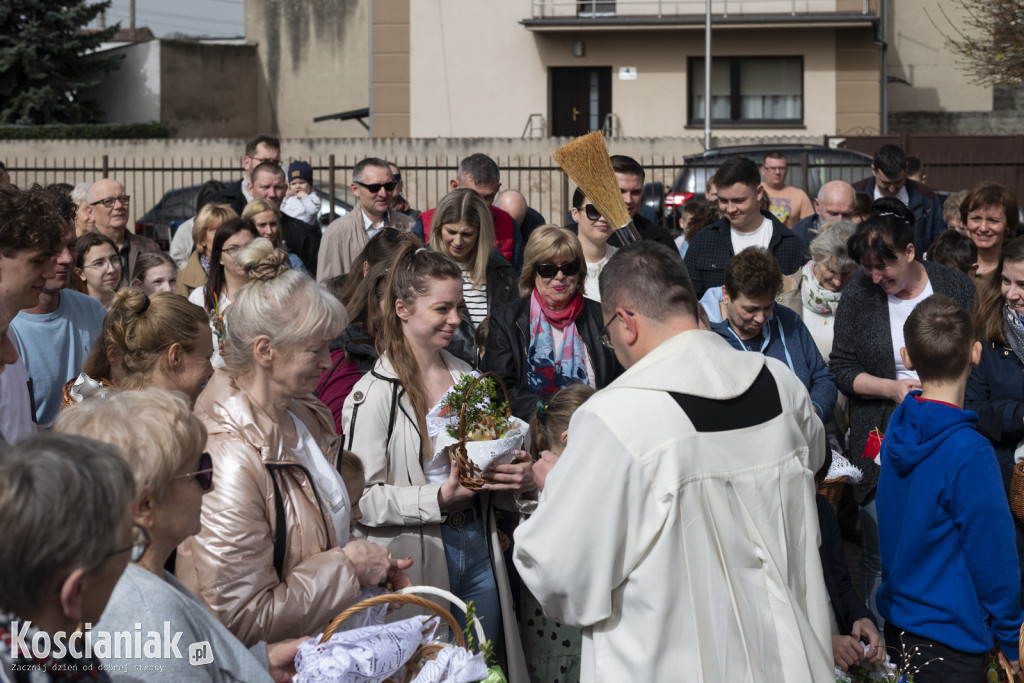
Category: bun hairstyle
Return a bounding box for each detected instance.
[87,289,208,387]
[847,196,917,266]
[223,257,347,378]
[377,241,462,459]
[529,383,595,455]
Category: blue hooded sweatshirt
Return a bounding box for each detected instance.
[700,286,837,424]
[877,392,1023,659]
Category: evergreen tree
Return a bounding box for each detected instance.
[0,1,124,125]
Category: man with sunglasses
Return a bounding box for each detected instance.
[86,178,160,282]
[199,134,282,215]
[514,241,832,683]
[317,157,413,282]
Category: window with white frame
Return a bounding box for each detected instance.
[688,57,803,126]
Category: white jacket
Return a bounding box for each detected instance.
[513,330,832,682]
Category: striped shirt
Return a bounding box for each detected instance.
[462,269,489,329]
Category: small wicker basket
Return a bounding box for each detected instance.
[317,587,486,683]
[816,476,848,506]
[443,372,517,491]
[1010,462,1024,524]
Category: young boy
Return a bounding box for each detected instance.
[877,294,1022,682]
[281,160,321,225]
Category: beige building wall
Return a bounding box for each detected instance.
[835,27,882,134]
[371,0,411,137]
[888,0,992,112]
[409,1,855,138]
[245,0,371,138]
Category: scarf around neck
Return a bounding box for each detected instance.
[1003,302,1024,365]
[526,288,588,398]
[800,260,843,316]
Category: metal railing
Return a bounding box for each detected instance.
[531,0,876,20]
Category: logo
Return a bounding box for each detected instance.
[189,641,214,666]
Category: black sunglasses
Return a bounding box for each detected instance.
[355,180,397,194]
[536,261,581,279]
[175,452,213,491]
[583,204,602,222]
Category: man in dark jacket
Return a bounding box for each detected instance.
[684,156,803,297]
[608,155,676,249]
[199,134,281,214]
[853,144,945,255]
[248,163,321,275]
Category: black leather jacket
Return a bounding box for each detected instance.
[480,295,622,420]
[445,249,517,367]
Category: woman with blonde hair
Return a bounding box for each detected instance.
[130,250,177,295]
[73,289,213,405]
[176,250,409,647]
[56,389,304,683]
[481,224,621,420]
[342,240,534,677]
[242,198,305,272]
[429,187,516,365]
[178,203,237,297]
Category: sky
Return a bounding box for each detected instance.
[88,0,245,39]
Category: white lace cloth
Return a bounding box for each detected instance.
[294,616,438,682]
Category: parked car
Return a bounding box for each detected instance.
[135,181,354,248]
[656,143,874,219]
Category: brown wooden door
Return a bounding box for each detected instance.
[551,67,611,137]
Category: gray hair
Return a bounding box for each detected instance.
[599,241,699,321]
[456,153,500,186]
[55,389,206,504]
[809,220,858,275]
[224,266,348,377]
[71,182,90,205]
[0,433,135,617]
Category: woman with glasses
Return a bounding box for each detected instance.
[0,433,134,682]
[569,188,616,302]
[177,203,237,298]
[481,225,621,420]
[55,389,303,683]
[75,231,123,308]
[188,218,259,367]
[428,188,516,366]
[176,250,408,648]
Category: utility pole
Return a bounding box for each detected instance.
[130,0,136,40]
[704,0,712,149]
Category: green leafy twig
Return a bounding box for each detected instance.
[441,375,513,440]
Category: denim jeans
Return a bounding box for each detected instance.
[883,622,987,683]
[441,511,502,649]
[859,497,884,628]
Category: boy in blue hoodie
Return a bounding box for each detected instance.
[878,294,1022,682]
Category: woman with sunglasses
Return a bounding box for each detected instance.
[0,433,134,682]
[55,389,304,683]
[569,188,616,302]
[429,188,516,366]
[188,218,259,367]
[481,225,621,420]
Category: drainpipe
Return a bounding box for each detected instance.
[878,0,888,134]
[704,0,712,149]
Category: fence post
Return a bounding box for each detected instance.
[102,154,109,177]
[329,154,336,222]
[560,170,569,225]
[800,152,809,193]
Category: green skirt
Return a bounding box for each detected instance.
[519,585,582,683]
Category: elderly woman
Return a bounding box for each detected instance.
[429,188,516,365]
[775,220,858,361]
[175,248,408,647]
[481,224,621,420]
[242,198,305,272]
[0,433,136,681]
[569,188,615,302]
[177,203,237,298]
[831,197,975,623]
[74,288,213,405]
[56,389,303,683]
[962,181,1019,278]
[966,235,1024,602]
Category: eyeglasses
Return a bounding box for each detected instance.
[354,180,397,194]
[89,195,130,208]
[535,261,581,279]
[174,452,213,491]
[106,524,151,564]
[221,245,245,257]
[84,257,122,270]
[583,204,602,222]
[599,310,635,350]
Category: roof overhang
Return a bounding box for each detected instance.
[522,13,878,31]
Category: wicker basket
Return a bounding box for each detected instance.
[443,372,519,490]
[318,587,487,683]
[60,375,113,411]
[1011,462,1024,524]
[816,476,848,506]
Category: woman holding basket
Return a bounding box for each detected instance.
[342,242,533,678]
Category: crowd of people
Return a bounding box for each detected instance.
[1,136,1023,683]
